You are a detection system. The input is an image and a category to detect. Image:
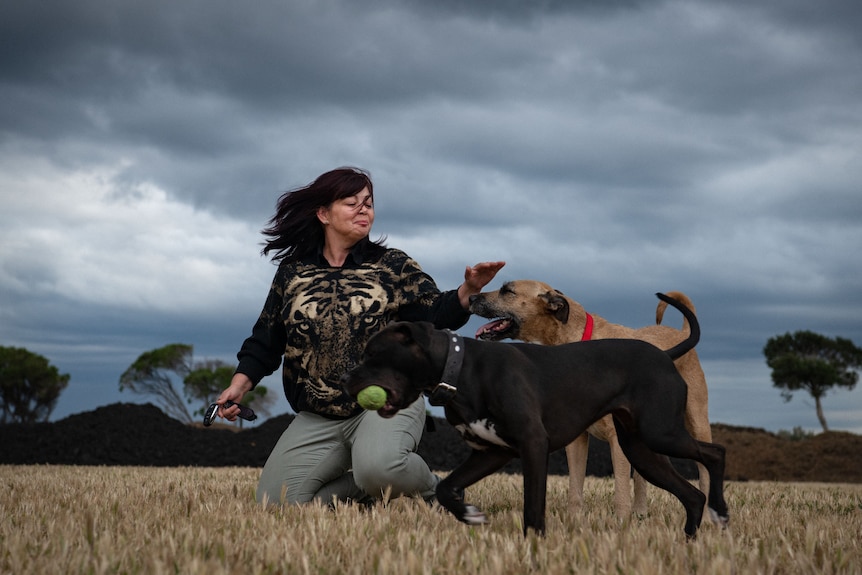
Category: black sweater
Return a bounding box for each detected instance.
[236,242,469,418]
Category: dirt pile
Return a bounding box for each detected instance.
[710,423,862,482]
[2,403,860,483]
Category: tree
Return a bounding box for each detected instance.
[183,359,234,418]
[0,346,70,424]
[121,345,275,425]
[119,344,194,423]
[764,330,862,432]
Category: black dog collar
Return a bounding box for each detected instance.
[427,330,464,406]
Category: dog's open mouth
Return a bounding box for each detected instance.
[475,318,519,341]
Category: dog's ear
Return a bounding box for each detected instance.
[388,321,434,347]
[539,291,570,324]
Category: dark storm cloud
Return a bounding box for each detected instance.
[1,0,860,431]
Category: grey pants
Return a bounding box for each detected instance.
[256,397,438,506]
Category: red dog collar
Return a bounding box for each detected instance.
[582,313,594,341]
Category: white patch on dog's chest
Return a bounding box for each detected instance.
[455,419,512,450]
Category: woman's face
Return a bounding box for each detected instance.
[318,187,375,245]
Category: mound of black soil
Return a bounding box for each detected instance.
[5,403,860,483]
[0,403,623,475]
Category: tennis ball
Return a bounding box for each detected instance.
[357,385,388,410]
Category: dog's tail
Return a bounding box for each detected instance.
[656,290,697,332]
[656,292,700,360]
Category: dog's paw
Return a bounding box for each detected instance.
[461,505,489,525]
[708,507,730,528]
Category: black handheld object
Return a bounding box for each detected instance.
[203,400,257,427]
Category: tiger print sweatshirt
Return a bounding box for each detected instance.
[235,240,470,419]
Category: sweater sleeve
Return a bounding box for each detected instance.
[392,252,471,330]
[235,273,287,387]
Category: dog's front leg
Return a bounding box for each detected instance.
[437,448,512,527]
[609,436,635,517]
[564,433,589,513]
[520,439,551,536]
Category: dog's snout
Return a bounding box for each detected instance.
[468,294,489,313]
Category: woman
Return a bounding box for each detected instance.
[215,167,504,506]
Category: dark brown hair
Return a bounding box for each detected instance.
[261,167,383,262]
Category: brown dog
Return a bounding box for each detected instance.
[469,280,711,518]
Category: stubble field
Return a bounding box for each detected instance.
[2,465,860,575]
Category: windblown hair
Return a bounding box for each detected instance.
[261,167,385,263]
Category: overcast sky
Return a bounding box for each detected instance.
[2,0,861,434]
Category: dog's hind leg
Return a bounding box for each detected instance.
[613,426,706,539]
[685,410,723,523]
[631,470,648,517]
[684,382,713,520]
[694,440,729,527]
[634,420,729,529]
[437,448,512,528]
[634,427,729,530]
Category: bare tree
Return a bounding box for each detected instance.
[120,344,193,423]
[121,346,276,425]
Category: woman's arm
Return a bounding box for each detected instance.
[395,253,505,329]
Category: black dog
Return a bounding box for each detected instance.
[341,293,729,538]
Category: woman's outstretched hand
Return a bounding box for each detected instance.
[458,261,506,309]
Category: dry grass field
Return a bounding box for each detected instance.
[2,465,860,574]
